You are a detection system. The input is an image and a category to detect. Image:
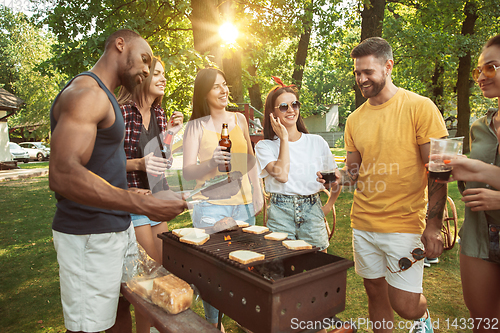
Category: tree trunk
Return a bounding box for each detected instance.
[292,1,313,90]
[223,50,244,103]
[360,0,386,41]
[247,64,263,111]
[431,60,445,114]
[190,0,222,66]
[355,0,386,108]
[456,1,478,153]
[292,30,311,91]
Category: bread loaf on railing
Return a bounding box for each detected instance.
[151,274,193,314]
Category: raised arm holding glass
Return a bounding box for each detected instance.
[453,34,500,332]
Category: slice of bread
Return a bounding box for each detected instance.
[128,278,154,300]
[264,232,289,241]
[172,228,205,238]
[282,239,312,250]
[235,220,249,228]
[229,250,265,264]
[242,226,269,234]
[179,232,210,245]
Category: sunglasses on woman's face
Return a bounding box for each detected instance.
[472,64,500,82]
[387,248,426,273]
[274,100,301,113]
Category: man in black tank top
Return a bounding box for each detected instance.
[49,29,187,333]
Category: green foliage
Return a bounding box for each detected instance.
[35,0,349,118]
[335,135,345,148]
[383,0,500,123]
[35,0,206,115]
[16,0,500,135]
[0,7,18,93]
[0,5,65,141]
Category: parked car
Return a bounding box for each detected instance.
[8,142,30,163]
[19,142,51,161]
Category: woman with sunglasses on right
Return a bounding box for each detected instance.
[255,77,341,255]
[458,34,500,332]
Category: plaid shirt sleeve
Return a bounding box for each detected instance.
[121,102,144,189]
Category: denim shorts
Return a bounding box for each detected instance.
[267,193,329,251]
[130,213,162,228]
[191,202,255,228]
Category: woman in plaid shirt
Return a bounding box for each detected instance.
[117,56,184,332]
[117,56,184,262]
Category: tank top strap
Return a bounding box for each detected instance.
[234,112,241,130]
[82,72,121,114]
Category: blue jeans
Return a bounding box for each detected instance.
[192,202,255,323]
[267,193,329,251]
[192,202,255,228]
[130,213,161,227]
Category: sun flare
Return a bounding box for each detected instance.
[219,22,238,44]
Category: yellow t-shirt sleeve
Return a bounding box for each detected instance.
[344,115,358,152]
[415,98,449,145]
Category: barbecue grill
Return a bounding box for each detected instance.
[159,228,353,333]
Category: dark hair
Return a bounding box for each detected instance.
[263,86,309,139]
[350,37,393,64]
[484,34,500,49]
[104,29,142,51]
[190,67,227,121]
[116,56,164,108]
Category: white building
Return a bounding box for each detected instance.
[0,88,25,168]
[303,104,341,147]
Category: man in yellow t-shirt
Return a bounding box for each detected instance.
[342,37,448,333]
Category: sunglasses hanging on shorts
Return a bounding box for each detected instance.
[387,248,426,273]
[472,64,500,82]
[274,100,301,113]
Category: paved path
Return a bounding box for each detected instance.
[0,155,183,182]
[0,168,49,182]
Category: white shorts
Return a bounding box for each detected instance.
[53,224,138,332]
[352,229,424,294]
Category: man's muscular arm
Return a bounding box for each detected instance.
[49,78,186,221]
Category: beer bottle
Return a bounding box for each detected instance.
[218,123,231,172]
[162,130,174,158]
[151,130,174,178]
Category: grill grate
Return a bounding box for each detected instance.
[163,228,318,269]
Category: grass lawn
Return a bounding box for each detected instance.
[0,168,471,332]
[18,161,50,169]
[332,148,346,158]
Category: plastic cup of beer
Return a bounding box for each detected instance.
[320,169,338,186]
[429,137,463,180]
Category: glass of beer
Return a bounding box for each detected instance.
[429,137,463,180]
[320,169,338,187]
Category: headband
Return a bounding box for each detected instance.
[272,76,295,91]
